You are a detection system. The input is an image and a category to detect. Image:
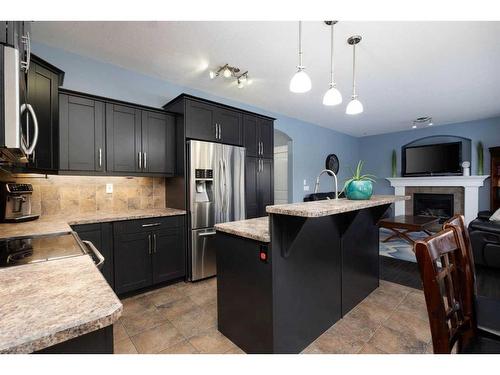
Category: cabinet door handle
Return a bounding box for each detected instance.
[218,123,222,140]
[98,148,102,168]
[142,222,161,227]
[215,123,218,140]
[138,152,142,169]
[144,152,147,170]
[153,233,157,253]
[148,234,152,254]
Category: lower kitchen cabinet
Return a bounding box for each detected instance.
[152,226,186,283]
[114,216,185,294]
[72,222,114,289]
[114,230,152,294]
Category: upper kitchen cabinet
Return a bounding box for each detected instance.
[59,91,105,172]
[184,99,218,142]
[243,114,273,159]
[164,95,251,147]
[106,103,142,174]
[141,110,176,175]
[58,90,176,177]
[23,54,65,172]
[215,107,242,145]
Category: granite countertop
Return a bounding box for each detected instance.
[0,208,186,240]
[0,255,122,353]
[266,195,409,218]
[215,217,270,243]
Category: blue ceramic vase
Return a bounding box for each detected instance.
[345,180,373,200]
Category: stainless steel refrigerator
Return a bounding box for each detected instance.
[188,140,245,281]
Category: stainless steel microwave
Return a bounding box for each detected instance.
[1,24,38,164]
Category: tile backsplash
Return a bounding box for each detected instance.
[0,171,166,217]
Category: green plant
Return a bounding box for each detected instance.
[343,160,376,192]
[477,141,484,175]
[391,150,397,177]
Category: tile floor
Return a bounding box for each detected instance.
[113,278,433,354]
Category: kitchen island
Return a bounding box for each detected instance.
[215,195,408,354]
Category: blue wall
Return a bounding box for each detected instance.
[358,117,500,211]
[33,42,360,203]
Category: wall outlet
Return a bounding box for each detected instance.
[106,183,113,194]
[303,179,307,186]
[304,185,310,192]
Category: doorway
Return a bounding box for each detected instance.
[274,129,293,204]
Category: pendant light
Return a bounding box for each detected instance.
[323,21,342,106]
[346,35,363,115]
[289,21,312,93]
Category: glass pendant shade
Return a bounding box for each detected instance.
[345,96,363,115]
[323,84,342,106]
[223,67,231,78]
[289,68,312,93]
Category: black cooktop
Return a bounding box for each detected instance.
[0,232,87,268]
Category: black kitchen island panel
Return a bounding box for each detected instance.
[215,202,394,354]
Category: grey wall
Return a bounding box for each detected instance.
[33,42,360,203]
[359,117,500,211]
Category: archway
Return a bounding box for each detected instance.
[274,129,293,204]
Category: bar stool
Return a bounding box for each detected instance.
[444,215,500,338]
[414,227,500,353]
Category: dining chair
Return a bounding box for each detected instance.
[444,215,500,338]
[415,227,500,353]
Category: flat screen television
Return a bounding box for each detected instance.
[402,142,462,176]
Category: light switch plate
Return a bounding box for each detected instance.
[106,183,113,194]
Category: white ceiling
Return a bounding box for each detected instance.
[32,21,500,137]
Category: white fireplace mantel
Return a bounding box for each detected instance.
[386,176,490,225]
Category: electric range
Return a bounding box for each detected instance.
[0,231,104,269]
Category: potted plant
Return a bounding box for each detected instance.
[343,161,376,200]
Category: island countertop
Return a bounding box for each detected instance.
[215,196,408,242]
[215,217,270,243]
[265,195,409,218]
[0,255,122,354]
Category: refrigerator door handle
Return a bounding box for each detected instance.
[218,158,224,222]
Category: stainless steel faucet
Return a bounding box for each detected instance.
[314,169,339,199]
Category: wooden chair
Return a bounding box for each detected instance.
[444,215,500,338]
[415,227,500,353]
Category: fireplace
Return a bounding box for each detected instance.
[413,193,454,223]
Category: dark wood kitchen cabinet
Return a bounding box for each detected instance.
[59,93,105,172]
[106,103,142,174]
[243,114,273,158]
[23,55,64,172]
[106,103,175,176]
[72,222,114,289]
[169,96,242,146]
[246,157,274,218]
[114,230,152,294]
[114,216,185,294]
[141,110,176,175]
[215,107,242,145]
[152,225,186,284]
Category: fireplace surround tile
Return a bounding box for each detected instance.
[405,186,464,217]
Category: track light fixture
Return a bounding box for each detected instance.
[209,64,251,89]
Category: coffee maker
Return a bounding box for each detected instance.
[0,183,39,222]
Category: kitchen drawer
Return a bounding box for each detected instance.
[114,215,183,235]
